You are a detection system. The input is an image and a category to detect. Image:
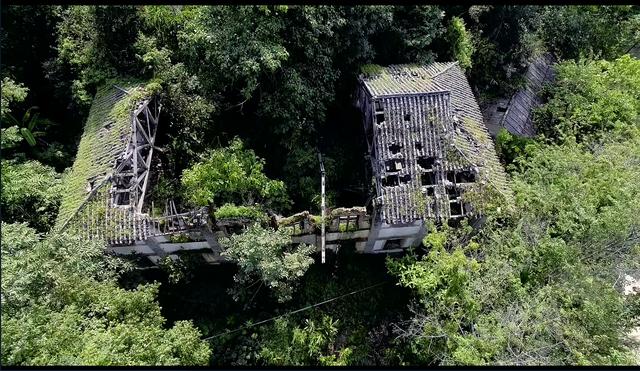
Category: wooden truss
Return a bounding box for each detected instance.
[110,97,161,213]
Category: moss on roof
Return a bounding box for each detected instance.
[360,63,454,96]
[360,63,513,219]
[56,78,152,229]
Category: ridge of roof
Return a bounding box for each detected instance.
[360,62,460,97]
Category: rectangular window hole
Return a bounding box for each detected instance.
[389,143,403,154]
[450,201,462,215]
[404,113,411,121]
[426,187,435,196]
[115,192,130,206]
[376,113,385,124]
[417,156,435,170]
[447,188,460,200]
[415,142,423,151]
[446,171,456,183]
[385,159,404,172]
[455,170,476,183]
[400,174,411,183]
[421,173,435,186]
[382,174,399,187]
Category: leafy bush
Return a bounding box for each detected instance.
[220,223,314,303]
[258,315,356,366]
[1,223,211,365]
[0,159,63,232]
[447,17,475,70]
[214,203,267,222]
[1,77,28,117]
[534,55,640,143]
[181,138,290,211]
[494,128,538,169]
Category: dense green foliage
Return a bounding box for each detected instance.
[181,138,289,210]
[535,55,640,143]
[2,4,639,367]
[1,77,28,117]
[220,224,315,303]
[0,160,62,233]
[1,223,211,365]
[537,6,640,60]
[446,17,475,70]
[258,315,354,366]
[388,133,640,364]
[214,203,268,222]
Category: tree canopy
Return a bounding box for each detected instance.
[1,4,640,367]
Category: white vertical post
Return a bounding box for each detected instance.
[319,152,326,264]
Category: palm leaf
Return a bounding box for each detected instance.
[27,112,40,131]
[20,127,37,146]
[4,113,21,128]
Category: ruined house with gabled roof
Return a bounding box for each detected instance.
[355,62,512,252]
[54,80,218,265]
[56,63,512,265]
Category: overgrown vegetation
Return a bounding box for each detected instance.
[220,223,315,304]
[2,4,639,367]
[1,223,210,365]
[181,138,290,211]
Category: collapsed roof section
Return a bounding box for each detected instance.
[55,79,161,243]
[500,53,556,137]
[358,63,512,225]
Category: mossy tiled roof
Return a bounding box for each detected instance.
[56,79,150,229]
[361,63,512,223]
[434,64,512,199]
[361,63,456,97]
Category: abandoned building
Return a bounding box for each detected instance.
[483,53,556,137]
[55,62,512,265]
[355,62,512,252]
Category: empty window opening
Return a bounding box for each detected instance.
[385,159,404,172]
[374,100,383,112]
[426,187,435,196]
[383,239,403,250]
[389,143,402,154]
[114,192,130,206]
[446,171,456,183]
[400,174,411,183]
[417,156,436,170]
[421,172,436,186]
[376,113,385,124]
[447,186,460,200]
[450,201,462,216]
[497,105,508,112]
[415,142,423,151]
[455,170,476,183]
[404,113,411,122]
[382,174,399,187]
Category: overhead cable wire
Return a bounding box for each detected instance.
[202,280,388,341]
